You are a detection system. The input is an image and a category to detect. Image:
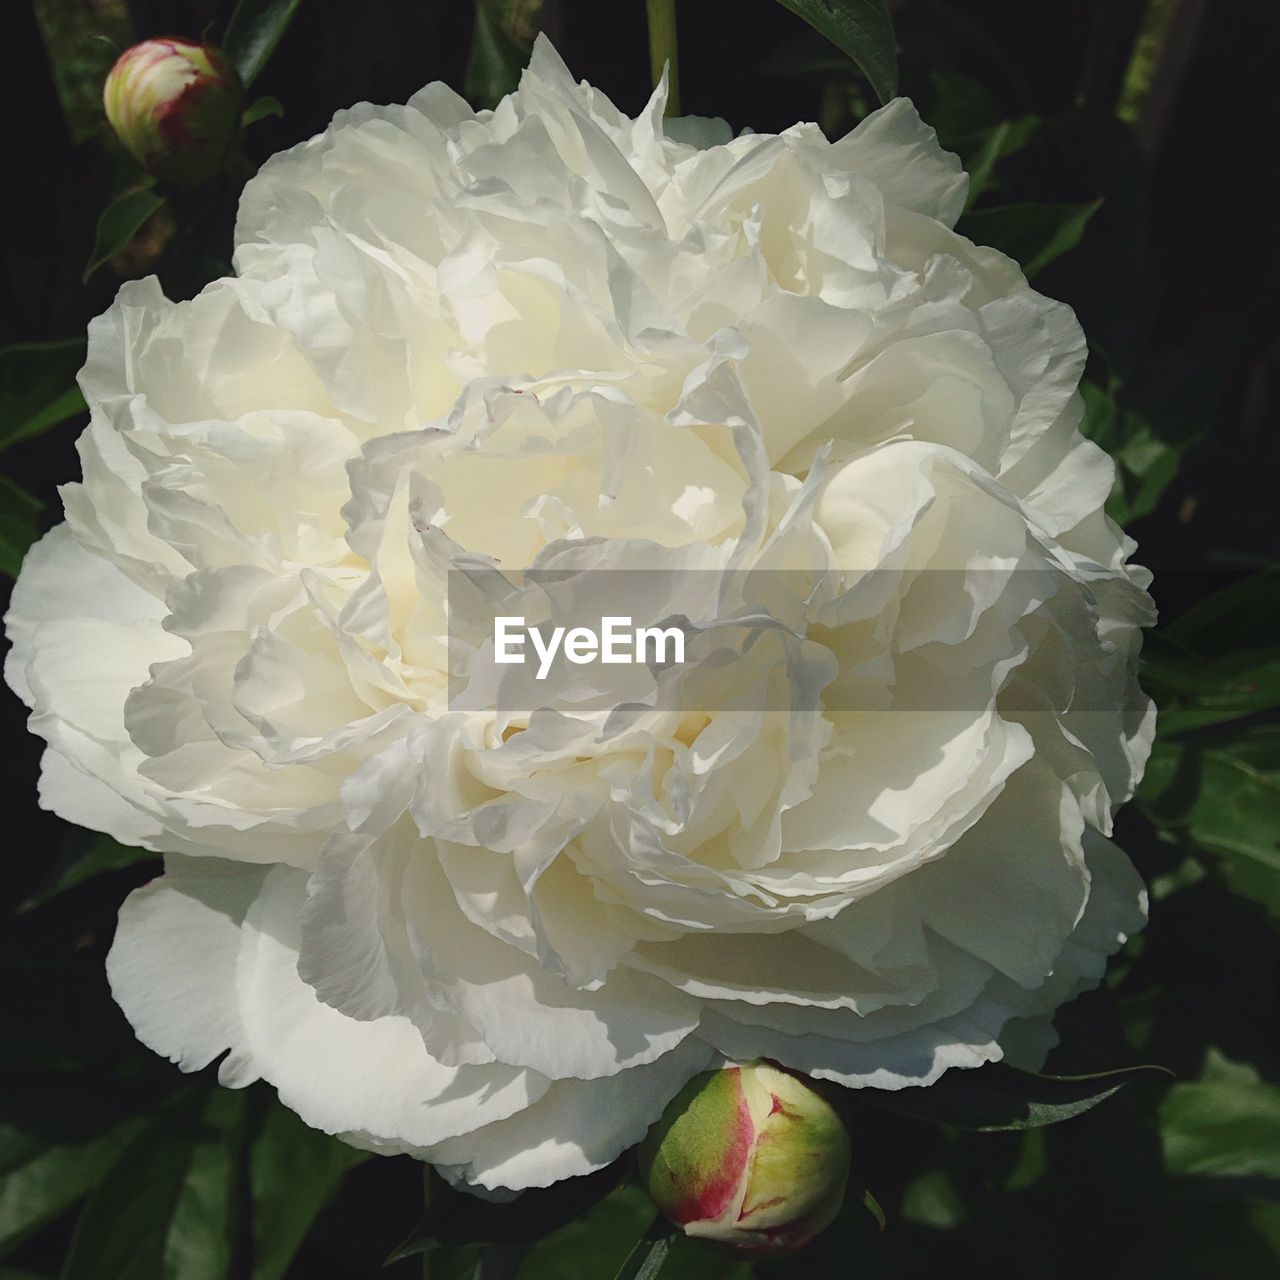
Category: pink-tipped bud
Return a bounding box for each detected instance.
[638,1062,851,1253]
[103,38,242,186]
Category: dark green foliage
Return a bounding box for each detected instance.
[772,1,898,103]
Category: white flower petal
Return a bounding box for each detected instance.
[107,855,263,1074]
[430,1034,718,1191]
[828,98,968,227]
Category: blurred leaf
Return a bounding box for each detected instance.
[1003,1126,1049,1191]
[1117,0,1183,132]
[224,0,304,88]
[612,1215,675,1280]
[854,1183,887,1231]
[1142,645,1280,736]
[1139,572,1280,731]
[963,121,1010,207]
[963,116,1041,210]
[242,96,284,126]
[900,1168,964,1228]
[84,187,167,284]
[773,0,898,103]
[1080,379,1198,525]
[249,1104,367,1280]
[154,205,237,305]
[466,1,545,110]
[474,1243,529,1279]
[960,200,1102,279]
[865,1062,1169,1131]
[0,340,87,451]
[1161,570,1280,655]
[162,1092,247,1280]
[388,1160,626,1261]
[19,836,157,914]
[0,480,43,580]
[61,1090,247,1280]
[0,1116,147,1256]
[1141,729,1280,919]
[1160,1049,1280,1183]
[32,0,134,144]
[521,1185,745,1280]
[757,29,868,80]
[409,1245,485,1280]
[926,69,1003,142]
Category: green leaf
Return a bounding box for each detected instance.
[1003,1126,1049,1191]
[772,0,898,103]
[520,1185,746,1280]
[61,1089,247,1280]
[474,1243,530,1279]
[1138,573,1280,731]
[963,116,1041,210]
[864,1062,1169,1131]
[0,340,87,451]
[757,29,872,80]
[32,0,135,145]
[854,1182,887,1231]
[162,1092,247,1280]
[466,1,545,111]
[900,1168,964,1228]
[1160,1049,1280,1183]
[1162,570,1280,655]
[223,0,304,88]
[241,96,284,126]
[0,1116,147,1256]
[1079,379,1199,525]
[83,187,167,284]
[1142,646,1280,736]
[960,199,1102,279]
[387,1160,626,1262]
[249,1103,366,1280]
[19,836,158,914]
[612,1216,675,1280]
[963,121,1009,210]
[926,70,1003,142]
[1141,730,1280,919]
[0,479,43,580]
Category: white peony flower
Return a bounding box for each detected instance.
[5,38,1154,1194]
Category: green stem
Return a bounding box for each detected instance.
[645,0,681,116]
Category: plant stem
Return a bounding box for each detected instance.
[645,0,681,116]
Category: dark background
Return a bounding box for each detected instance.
[2,3,1279,1277]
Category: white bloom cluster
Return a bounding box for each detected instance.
[6,39,1152,1193]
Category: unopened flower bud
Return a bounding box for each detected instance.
[639,1062,851,1253]
[103,39,242,186]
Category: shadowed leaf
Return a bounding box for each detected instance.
[224,0,304,88]
[466,1,545,110]
[863,1062,1170,1131]
[84,186,166,284]
[0,480,43,579]
[961,199,1102,278]
[61,1090,247,1280]
[249,1103,367,1280]
[772,0,898,102]
[0,340,87,451]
